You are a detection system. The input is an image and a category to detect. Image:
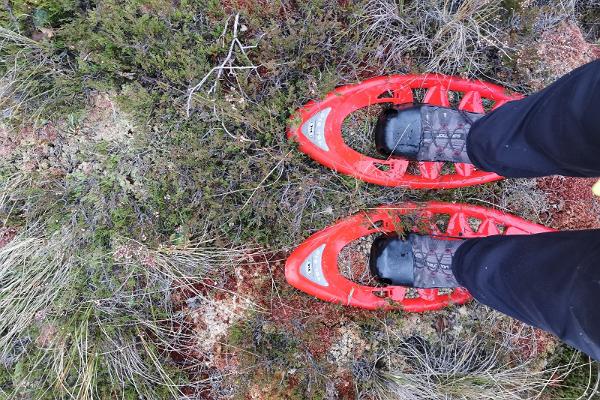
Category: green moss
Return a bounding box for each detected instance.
[227,322,246,348]
[501,0,524,14]
[0,364,14,395]
[548,345,600,399]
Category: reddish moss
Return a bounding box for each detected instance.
[537,177,600,230]
[335,369,357,400]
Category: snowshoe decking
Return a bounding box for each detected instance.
[288,74,522,189]
[285,202,553,311]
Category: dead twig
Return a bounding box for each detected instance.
[186,14,258,118]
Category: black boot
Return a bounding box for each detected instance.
[369,234,462,288]
[375,105,484,163]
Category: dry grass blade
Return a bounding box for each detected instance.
[0,27,66,122]
[357,0,511,76]
[373,335,576,400]
[113,237,261,284]
[0,230,75,363]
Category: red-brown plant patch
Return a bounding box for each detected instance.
[537,177,600,230]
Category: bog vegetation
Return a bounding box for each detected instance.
[0,0,599,398]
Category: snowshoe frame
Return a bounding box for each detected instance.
[288,74,523,189]
[285,202,553,311]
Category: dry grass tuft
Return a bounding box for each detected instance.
[357,0,510,75]
[0,230,75,364]
[0,216,260,397]
[354,306,597,400]
[372,334,575,400]
[0,27,72,123]
[499,178,551,225]
[374,333,575,400]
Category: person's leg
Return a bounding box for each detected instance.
[452,230,600,360]
[468,60,600,177]
[375,60,600,176]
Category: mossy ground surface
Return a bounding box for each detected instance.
[1,0,599,398]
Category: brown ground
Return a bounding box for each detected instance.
[338,234,381,286]
[172,251,383,398]
[515,21,600,91]
[537,177,600,230]
[0,227,17,248]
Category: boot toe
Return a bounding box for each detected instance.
[374,106,423,158]
[369,234,415,286]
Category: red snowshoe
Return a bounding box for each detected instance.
[288,74,522,189]
[285,202,552,311]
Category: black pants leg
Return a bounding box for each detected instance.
[453,60,600,360]
[452,231,600,360]
[467,59,600,177]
